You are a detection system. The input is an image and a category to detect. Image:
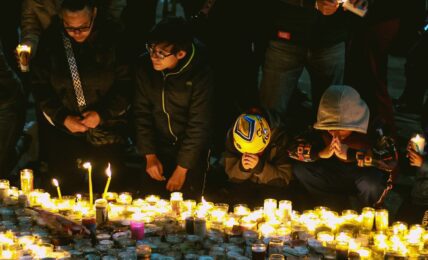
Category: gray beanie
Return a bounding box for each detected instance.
[314,85,369,134]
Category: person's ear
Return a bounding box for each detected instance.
[176,50,187,60]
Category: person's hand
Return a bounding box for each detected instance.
[64,115,88,133]
[81,111,101,128]
[346,0,368,10]
[166,165,188,191]
[318,141,335,159]
[241,153,260,170]
[145,154,165,181]
[332,137,348,160]
[408,148,424,167]
[316,0,340,15]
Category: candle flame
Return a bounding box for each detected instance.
[17,44,31,53]
[201,196,206,204]
[106,163,111,177]
[52,178,59,187]
[83,162,92,169]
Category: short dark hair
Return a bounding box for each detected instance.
[61,0,95,12]
[147,17,193,53]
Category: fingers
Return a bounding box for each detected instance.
[146,166,164,181]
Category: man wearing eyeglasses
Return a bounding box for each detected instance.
[31,0,132,193]
[134,17,213,199]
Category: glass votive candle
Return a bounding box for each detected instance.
[0,179,10,200]
[170,192,183,215]
[104,192,118,203]
[278,200,292,221]
[251,242,267,260]
[117,192,132,205]
[233,204,250,217]
[392,221,408,237]
[341,209,359,224]
[268,238,284,256]
[20,169,34,194]
[145,195,160,205]
[356,247,372,260]
[183,199,196,213]
[361,207,375,231]
[407,224,424,245]
[132,198,146,207]
[264,199,277,217]
[317,231,335,247]
[375,209,389,231]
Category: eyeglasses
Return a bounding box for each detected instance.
[145,43,174,59]
[63,15,94,34]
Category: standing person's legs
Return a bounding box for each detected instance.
[306,42,345,116]
[260,40,305,117]
[346,19,400,132]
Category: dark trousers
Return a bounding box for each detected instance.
[0,100,25,178]
[293,159,387,210]
[400,32,428,110]
[41,124,133,196]
[345,19,400,132]
[139,145,209,200]
[260,40,345,119]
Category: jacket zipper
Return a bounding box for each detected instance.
[162,73,178,144]
[159,44,196,145]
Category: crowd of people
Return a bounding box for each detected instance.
[0,0,427,221]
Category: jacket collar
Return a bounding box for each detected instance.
[162,43,196,78]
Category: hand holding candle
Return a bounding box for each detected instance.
[103,163,112,199]
[83,162,93,206]
[410,134,425,155]
[16,44,31,72]
[52,178,62,200]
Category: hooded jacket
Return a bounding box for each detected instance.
[224,112,292,187]
[134,42,213,170]
[289,85,397,171]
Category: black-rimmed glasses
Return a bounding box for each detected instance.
[145,43,174,59]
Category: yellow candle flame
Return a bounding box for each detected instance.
[16,44,31,53]
[83,162,92,169]
[52,178,59,187]
[106,163,111,177]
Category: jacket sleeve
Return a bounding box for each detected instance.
[288,127,324,162]
[94,44,132,123]
[21,0,43,55]
[31,39,70,127]
[346,135,398,172]
[252,139,293,186]
[134,66,157,156]
[176,69,214,170]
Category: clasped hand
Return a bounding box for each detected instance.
[63,111,101,133]
[319,136,348,160]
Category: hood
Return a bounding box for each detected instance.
[314,85,369,134]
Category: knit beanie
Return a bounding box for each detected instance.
[314,85,369,134]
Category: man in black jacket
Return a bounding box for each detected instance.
[31,0,132,193]
[134,17,213,199]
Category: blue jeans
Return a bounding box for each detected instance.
[293,159,387,208]
[260,40,345,116]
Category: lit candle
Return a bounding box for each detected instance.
[0,179,10,201]
[407,224,424,245]
[130,212,145,240]
[83,162,93,206]
[375,209,389,231]
[361,207,375,231]
[356,247,372,260]
[16,44,31,72]
[263,198,277,219]
[170,192,183,216]
[278,200,292,221]
[52,178,62,200]
[117,192,132,205]
[317,231,334,247]
[103,163,112,199]
[411,134,426,154]
[20,169,34,194]
[233,204,250,217]
[392,221,408,237]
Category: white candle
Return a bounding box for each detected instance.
[411,134,426,154]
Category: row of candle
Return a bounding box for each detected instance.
[0,231,70,259]
[2,165,428,258]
